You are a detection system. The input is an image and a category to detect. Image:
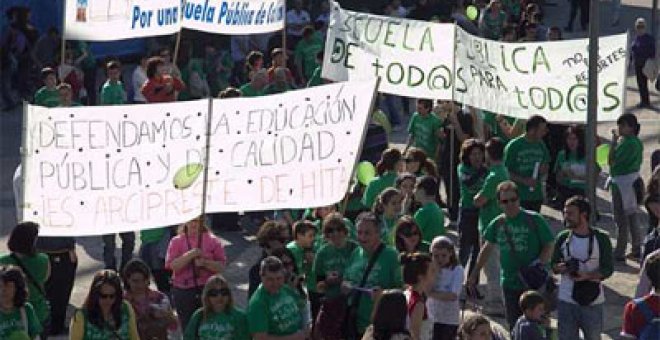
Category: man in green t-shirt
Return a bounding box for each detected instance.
[413,176,446,242]
[247,256,306,338]
[342,212,403,335]
[406,99,443,161]
[34,68,60,108]
[294,26,323,86]
[468,181,554,330]
[504,115,550,212]
[473,137,509,310]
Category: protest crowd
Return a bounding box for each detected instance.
[1,0,660,339]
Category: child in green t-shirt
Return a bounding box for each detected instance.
[414,176,446,243]
[100,60,126,105]
[406,99,443,161]
[34,68,60,108]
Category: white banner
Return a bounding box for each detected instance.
[64,0,181,40]
[22,80,377,235]
[181,0,285,35]
[204,79,377,213]
[453,27,628,122]
[322,1,455,99]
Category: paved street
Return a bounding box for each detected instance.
[0,1,658,339]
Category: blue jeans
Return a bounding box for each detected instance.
[379,94,402,126]
[557,301,603,340]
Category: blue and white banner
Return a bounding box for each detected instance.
[182,0,285,35]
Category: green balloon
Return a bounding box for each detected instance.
[173,163,204,190]
[356,161,376,186]
[596,144,610,168]
[466,5,479,21]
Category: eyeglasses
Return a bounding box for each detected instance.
[499,197,519,204]
[99,293,116,300]
[324,227,341,235]
[207,288,231,297]
[400,229,420,237]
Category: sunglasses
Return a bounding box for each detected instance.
[400,229,420,237]
[499,197,519,204]
[404,158,415,163]
[207,288,231,297]
[99,293,116,300]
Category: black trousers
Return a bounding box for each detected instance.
[635,62,651,105]
[45,251,77,335]
[102,232,135,271]
[567,0,589,30]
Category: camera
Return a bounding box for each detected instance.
[565,258,580,276]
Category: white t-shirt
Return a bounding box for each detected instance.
[557,232,605,305]
[131,66,147,103]
[286,9,310,37]
[427,265,464,325]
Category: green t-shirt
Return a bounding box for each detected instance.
[247,284,303,336]
[476,163,509,234]
[294,36,323,79]
[100,80,126,105]
[0,254,49,323]
[286,241,316,292]
[483,111,517,143]
[407,112,443,161]
[458,164,487,209]
[76,41,96,69]
[184,307,249,340]
[312,240,358,297]
[307,66,322,87]
[414,202,446,243]
[362,172,398,209]
[503,135,550,202]
[483,210,554,290]
[140,227,168,244]
[264,83,291,95]
[379,215,399,245]
[75,301,132,340]
[239,83,264,97]
[34,87,60,108]
[0,303,41,339]
[343,245,403,333]
[179,58,208,101]
[610,136,643,177]
[554,150,587,189]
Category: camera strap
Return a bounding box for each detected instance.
[564,229,594,263]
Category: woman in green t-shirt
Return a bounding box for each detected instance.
[397,173,422,216]
[70,270,140,340]
[373,188,403,245]
[0,265,42,339]
[0,222,49,335]
[609,113,645,260]
[394,216,430,254]
[457,139,487,279]
[404,147,439,179]
[554,125,592,206]
[184,274,249,340]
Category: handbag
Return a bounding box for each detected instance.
[643,58,659,81]
[343,243,385,339]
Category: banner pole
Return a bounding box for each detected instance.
[60,0,67,66]
[199,97,214,231]
[340,78,382,215]
[18,101,29,223]
[585,0,600,220]
[448,25,458,215]
[282,1,287,56]
[173,30,183,67]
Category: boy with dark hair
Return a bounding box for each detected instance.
[100,60,126,105]
[34,67,60,107]
[286,221,320,323]
[406,98,443,162]
[622,252,660,339]
[512,290,551,340]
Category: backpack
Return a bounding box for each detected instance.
[634,298,660,340]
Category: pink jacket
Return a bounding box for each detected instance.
[165,232,226,289]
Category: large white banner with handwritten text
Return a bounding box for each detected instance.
[21,80,377,235]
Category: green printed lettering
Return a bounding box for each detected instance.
[384,21,400,47]
[532,47,551,73]
[512,47,528,74]
[514,86,529,109]
[602,82,620,112]
[420,27,434,52]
